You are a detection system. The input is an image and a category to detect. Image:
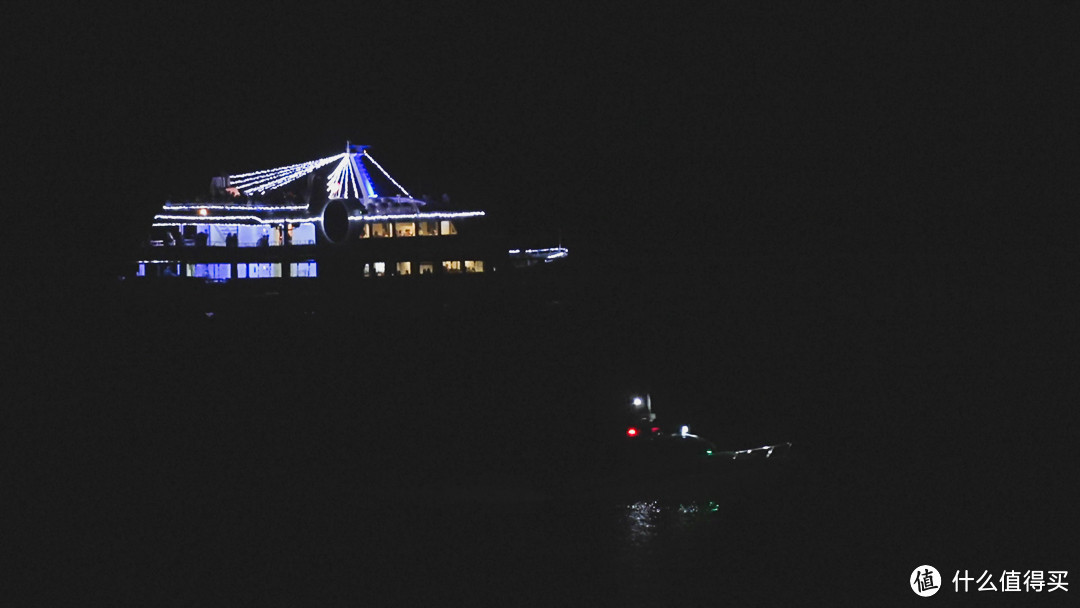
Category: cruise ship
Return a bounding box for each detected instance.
[128,144,568,290]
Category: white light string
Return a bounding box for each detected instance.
[363,151,411,197]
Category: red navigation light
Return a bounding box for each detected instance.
[626,427,639,437]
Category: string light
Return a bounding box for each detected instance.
[153,214,318,225]
[508,247,569,255]
[508,246,569,262]
[162,203,310,211]
[230,153,345,195]
[327,153,379,199]
[204,148,412,200]
[363,150,411,197]
[347,211,485,221]
[352,153,377,197]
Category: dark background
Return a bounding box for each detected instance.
[7,2,1077,604]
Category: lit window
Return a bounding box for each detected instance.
[209,224,237,247]
[371,222,392,238]
[189,264,231,280]
[418,221,438,236]
[137,263,145,277]
[246,263,281,278]
[395,222,416,237]
[464,260,484,273]
[239,225,262,247]
[374,262,386,276]
[442,260,462,274]
[358,224,371,239]
[290,261,317,277]
[292,223,316,245]
[194,225,210,244]
[396,261,412,275]
[237,264,247,278]
[419,262,435,275]
[440,220,457,235]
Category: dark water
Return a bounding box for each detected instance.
[11,264,1075,605]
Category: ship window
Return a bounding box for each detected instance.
[237,264,247,278]
[209,224,237,247]
[238,225,262,247]
[292,223,316,245]
[395,222,416,237]
[464,260,484,273]
[184,225,208,247]
[358,224,371,239]
[396,261,412,275]
[371,222,392,238]
[137,263,145,277]
[419,262,435,275]
[249,226,270,248]
[188,263,231,280]
[290,261,317,277]
[374,262,386,276]
[442,260,462,274]
[418,221,438,236]
[440,220,457,235]
[246,263,281,278]
[270,225,285,246]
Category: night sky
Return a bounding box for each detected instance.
[10,2,1079,602]
[20,4,1077,274]
[22,3,1074,428]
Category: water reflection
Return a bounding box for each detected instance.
[620,499,722,549]
[624,500,661,545]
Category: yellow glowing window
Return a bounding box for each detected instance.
[464,260,484,273]
[396,261,412,275]
[419,221,438,236]
[371,222,392,238]
[419,262,435,275]
[442,260,462,273]
[395,222,416,237]
[358,224,371,239]
[440,220,457,235]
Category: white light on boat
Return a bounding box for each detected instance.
[363,150,411,197]
[230,153,345,195]
[348,211,485,221]
[162,203,310,212]
[153,215,319,225]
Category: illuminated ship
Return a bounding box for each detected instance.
[129,144,568,288]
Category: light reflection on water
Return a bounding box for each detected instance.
[624,500,661,546]
[615,498,728,577]
[621,499,722,546]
